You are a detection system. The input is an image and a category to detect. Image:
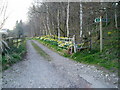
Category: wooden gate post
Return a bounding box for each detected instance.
[73,35,76,53]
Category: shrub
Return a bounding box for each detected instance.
[2,40,27,70]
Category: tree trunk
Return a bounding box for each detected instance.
[80,2,83,38]
[57,9,60,40]
[66,1,69,37]
[43,20,48,35]
[46,5,52,35]
[52,20,55,35]
[115,7,118,29]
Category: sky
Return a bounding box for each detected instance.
[3,0,33,30]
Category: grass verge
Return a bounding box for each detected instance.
[1,40,27,70]
[31,41,51,61]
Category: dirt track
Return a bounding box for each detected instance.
[2,40,118,88]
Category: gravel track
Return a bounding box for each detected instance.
[2,40,118,88]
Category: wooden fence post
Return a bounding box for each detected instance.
[73,35,76,53]
[89,31,92,50]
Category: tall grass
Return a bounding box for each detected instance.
[1,41,27,70]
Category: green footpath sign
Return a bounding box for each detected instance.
[94,18,100,23]
[94,18,108,23]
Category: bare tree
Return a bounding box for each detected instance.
[66,1,69,37]
[80,2,83,38]
[57,8,60,40]
[0,0,8,29]
[27,2,118,45]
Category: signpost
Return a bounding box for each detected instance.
[100,16,102,52]
[95,17,104,52]
[73,35,76,53]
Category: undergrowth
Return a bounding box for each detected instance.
[1,40,27,70]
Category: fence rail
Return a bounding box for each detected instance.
[58,35,76,53]
[1,37,25,56]
[5,37,25,47]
